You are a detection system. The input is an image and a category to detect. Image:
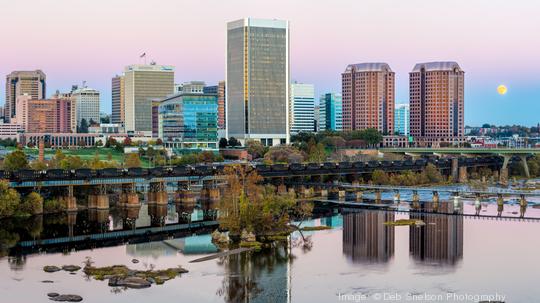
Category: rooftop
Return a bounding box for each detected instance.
[344,63,393,73]
[412,61,462,72]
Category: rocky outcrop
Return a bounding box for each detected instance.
[49,294,83,302]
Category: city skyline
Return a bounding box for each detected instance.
[0,0,539,126]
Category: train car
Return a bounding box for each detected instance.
[414,159,427,166]
[353,161,366,169]
[338,161,352,169]
[289,163,305,171]
[14,169,41,182]
[126,167,149,177]
[193,165,212,175]
[380,160,392,167]
[403,159,414,166]
[0,170,11,180]
[306,163,321,170]
[98,168,125,178]
[368,160,380,168]
[271,164,288,171]
[322,162,336,170]
[172,165,191,176]
[149,167,170,177]
[46,169,72,179]
[213,164,226,174]
[74,168,97,179]
[255,164,271,172]
[391,160,403,167]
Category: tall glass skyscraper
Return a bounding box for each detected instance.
[319,93,343,131]
[394,104,410,136]
[158,89,218,150]
[290,83,315,135]
[226,18,289,146]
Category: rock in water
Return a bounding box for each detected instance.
[43,266,61,273]
[131,259,139,264]
[47,293,59,297]
[109,277,151,289]
[41,280,54,283]
[49,294,83,302]
[62,265,81,272]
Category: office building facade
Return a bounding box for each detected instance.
[72,86,100,128]
[124,64,174,135]
[319,93,343,131]
[5,70,46,123]
[342,63,394,134]
[394,104,410,136]
[290,83,315,135]
[226,18,289,146]
[15,95,73,133]
[409,62,465,145]
[158,91,218,149]
[111,75,125,125]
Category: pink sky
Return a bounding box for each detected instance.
[1,0,539,125]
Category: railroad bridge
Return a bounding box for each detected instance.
[0,155,520,212]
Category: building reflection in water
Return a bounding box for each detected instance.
[409,202,463,265]
[218,243,290,303]
[343,210,395,263]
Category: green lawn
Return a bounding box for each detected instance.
[5,147,152,168]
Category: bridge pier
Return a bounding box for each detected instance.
[520,195,527,218]
[375,190,382,203]
[499,155,511,184]
[345,189,362,202]
[458,166,468,183]
[120,183,139,207]
[452,193,461,212]
[148,203,168,227]
[201,180,221,202]
[67,212,77,238]
[148,181,168,205]
[64,185,77,212]
[175,181,197,204]
[451,158,459,182]
[88,185,109,210]
[519,155,530,178]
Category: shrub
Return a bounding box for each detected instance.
[18,192,43,215]
[43,198,66,214]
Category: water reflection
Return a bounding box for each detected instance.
[343,211,395,263]
[217,243,290,303]
[409,203,464,265]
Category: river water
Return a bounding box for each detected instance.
[1,196,539,303]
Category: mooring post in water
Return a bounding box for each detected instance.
[412,190,420,209]
[65,185,77,212]
[497,194,504,217]
[393,190,400,203]
[453,192,461,213]
[474,194,481,216]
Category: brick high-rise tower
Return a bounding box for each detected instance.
[341,63,394,134]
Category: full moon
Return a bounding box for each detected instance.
[497,85,508,95]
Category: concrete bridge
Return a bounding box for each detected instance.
[380,147,540,178]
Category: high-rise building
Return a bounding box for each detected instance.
[111,75,125,125]
[52,90,77,133]
[394,104,410,136]
[226,18,290,146]
[5,70,46,123]
[313,105,320,132]
[341,63,394,134]
[319,93,343,131]
[72,86,100,128]
[15,94,73,133]
[158,88,218,149]
[124,64,174,135]
[409,62,464,145]
[289,83,315,135]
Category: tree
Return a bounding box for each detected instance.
[421,163,444,183]
[306,139,326,162]
[3,150,28,171]
[371,170,390,185]
[246,140,267,159]
[264,145,305,164]
[123,137,132,147]
[78,118,89,133]
[95,140,103,147]
[0,180,21,218]
[125,153,141,168]
[59,156,84,170]
[18,192,43,215]
[100,115,110,124]
[219,138,228,149]
[30,160,47,170]
[228,137,241,147]
[360,128,383,147]
[155,138,163,146]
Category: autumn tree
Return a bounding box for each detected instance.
[125,153,141,168]
[3,150,28,171]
